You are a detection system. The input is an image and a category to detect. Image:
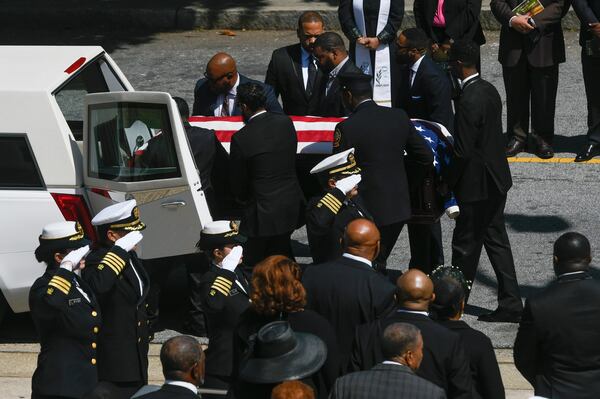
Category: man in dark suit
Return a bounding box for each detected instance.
[394,28,452,272]
[302,218,397,368]
[192,52,282,117]
[313,32,365,117]
[331,323,446,399]
[333,71,433,265]
[136,336,205,399]
[229,82,305,271]
[491,0,569,159]
[573,0,600,161]
[265,11,325,116]
[447,40,523,322]
[350,270,472,399]
[83,200,151,399]
[514,232,600,398]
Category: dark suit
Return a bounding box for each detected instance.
[306,188,373,264]
[573,0,600,145]
[414,0,485,46]
[199,264,250,390]
[330,363,446,399]
[333,100,433,262]
[192,74,282,116]
[317,59,364,117]
[30,268,100,399]
[438,320,505,399]
[448,76,522,313]
[350,311,472,399]
[136,384,198,399]
[491,0,570,143]
[302,255,396,368]
[82,246,151,397]
[229,112,305,268]
[514,272,600,398]
[394,55,452,270]
[265,43,325,116]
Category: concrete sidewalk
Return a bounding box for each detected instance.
[0,0,581,31]
[0,342,533,398]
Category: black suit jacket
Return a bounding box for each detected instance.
[192,74,282,116]
[514,272,600,399]
[199,264,250,378]
[333,100,434,226]
[438,320,505,399]
[572,0,600,45]
[82,245,151,383]
[350,311,472,399]
[265,43,325,116]
[317,59,364,117]
[137,384,198,399]
[339,0,404,44]
[491,0,570,67]
[229,112,305,237]
[30,268,101,398]
[394,55,454,133]
[331,363,446,399]
[447,77,512,203]
[414,0,485,45]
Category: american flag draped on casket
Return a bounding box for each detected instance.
[189,115,454,223]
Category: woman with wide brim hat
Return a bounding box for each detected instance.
[29,221,101,399]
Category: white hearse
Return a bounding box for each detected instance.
[0,46,212,323]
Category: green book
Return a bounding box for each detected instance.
[512,0,545,16]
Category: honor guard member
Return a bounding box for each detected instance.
[197,221,250,398]
[82,200,151,399]
[306,148,373,264]
[30,222,99,399]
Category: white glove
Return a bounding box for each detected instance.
[60,245,90,271]
[221,246,243,272]
[115,231,143,252]
[335,174,362,195]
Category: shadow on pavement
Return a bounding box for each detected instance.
[505,214,571,233]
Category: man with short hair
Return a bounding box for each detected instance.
[312,32,364,117]
[302,218,396,368]
[350,270,472,399]
[229,82,305,271]
[514,232,600,398]
[192,52,282,116]
[136,335,205,398]
[331,323,446,399]
[265,11,326,115]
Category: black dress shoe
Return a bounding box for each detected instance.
[477,309,522,323]
[575,144,600,162]
[535,138,554,159]
[505,138,525,157]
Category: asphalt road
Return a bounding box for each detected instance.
[1,28,598,351]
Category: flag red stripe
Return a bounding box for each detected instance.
[189,115,344,123]
[214,130,334,142]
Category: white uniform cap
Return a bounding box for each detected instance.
[310,148,360,176]
[202,220,237,235]
[40,221,80,240]
[91,199,146,231]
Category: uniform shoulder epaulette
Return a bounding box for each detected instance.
[209,275,233,297]
[97,249,127,276]
[317,190,343,214]
[47,274,72,295]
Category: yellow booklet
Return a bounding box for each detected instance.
[512,0,545,16]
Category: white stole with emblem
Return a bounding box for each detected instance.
[353,0,392,107]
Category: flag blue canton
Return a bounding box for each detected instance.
[412,121,452,173]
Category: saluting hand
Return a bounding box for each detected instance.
[336,174,362,195]
[60,245,90,271]
[115,231,143,252]
[222,246,243,272]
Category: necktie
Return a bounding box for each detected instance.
[220,95,230,117]
[306,58,317,96]
[409,69,415,88]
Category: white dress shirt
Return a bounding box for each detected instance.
[342,252,372,268]
[129,260,144,296]
[214,73,241,117]
[396,308,429,316]
[460,72,479,89]
[409,55,425,88]
[326,56,350,95]
[164,380,198,395]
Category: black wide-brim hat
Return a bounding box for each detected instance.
[239,321,327,384]
[34,221,91,262]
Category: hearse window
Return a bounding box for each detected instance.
[88,102,181,182]
[54,57,126,141]
[0,135,44,189]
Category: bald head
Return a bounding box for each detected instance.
[396,269,435,311]
[205,52,238,95]
[343,218,380,261]
[160,335,205,385]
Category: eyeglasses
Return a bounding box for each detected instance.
[204,71,235,83]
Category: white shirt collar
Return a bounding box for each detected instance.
[411,55,425,74]
[342,252,372,268]
[330,56,350,79]
[460,72,479,89]
[382,360,407,367]
[165,380,198,394]
[228,73,241,97]
[248,110,267,121]
[559,270,587,277]
[396,308,429,316]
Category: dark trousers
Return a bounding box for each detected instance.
[185,253,210,334]
[582,50,600,145]
[503,55,559,143]
[242,232,294,275]
[376,222,405,266]
[451,186,523,313]
[407,221,445,275]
